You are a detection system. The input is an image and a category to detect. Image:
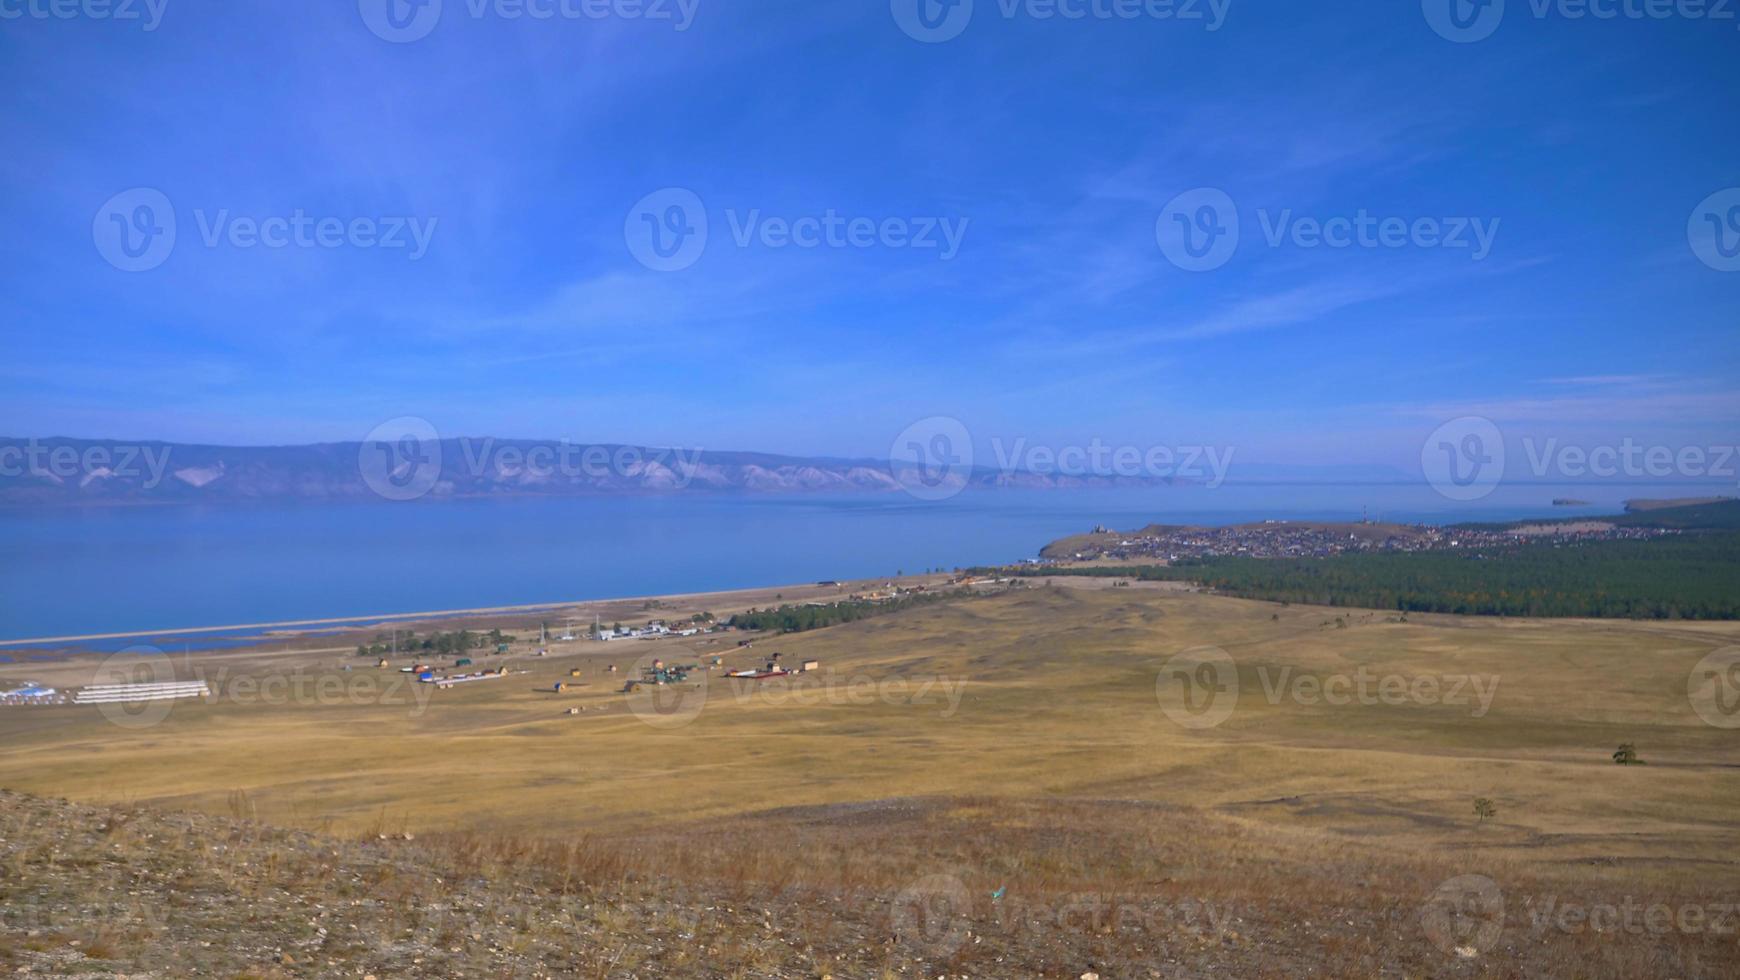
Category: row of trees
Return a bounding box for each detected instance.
[355,627,516,658]
[730,590,963,634]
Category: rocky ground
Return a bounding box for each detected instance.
[2,789,1734,978]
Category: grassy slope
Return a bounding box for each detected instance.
[2,585,1738,975]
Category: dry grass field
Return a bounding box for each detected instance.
[3,580,1738,976]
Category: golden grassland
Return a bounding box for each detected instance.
[3,581,1739,976]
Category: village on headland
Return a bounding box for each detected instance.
[1041,512,1689,563]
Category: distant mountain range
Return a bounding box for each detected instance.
[0,436,1200,506]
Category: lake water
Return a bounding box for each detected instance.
[0,483,1684,642]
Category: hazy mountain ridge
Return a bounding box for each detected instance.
[0,436,1188,506]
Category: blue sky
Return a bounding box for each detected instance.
[1,0,1736,471]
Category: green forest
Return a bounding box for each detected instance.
[1005,533,1740,619]
[729,590,968,634]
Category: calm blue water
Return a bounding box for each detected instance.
[0,484,1684,642]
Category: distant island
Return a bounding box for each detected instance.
[1624,496,1736,512]
[1552,497,1590,506]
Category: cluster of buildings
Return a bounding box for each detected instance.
[0,682,63,706]
[595,620,712,642]
[1057,520,1677,563]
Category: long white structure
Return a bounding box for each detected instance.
[73,681,211,705]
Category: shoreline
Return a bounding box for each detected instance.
[0,578,908,649]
